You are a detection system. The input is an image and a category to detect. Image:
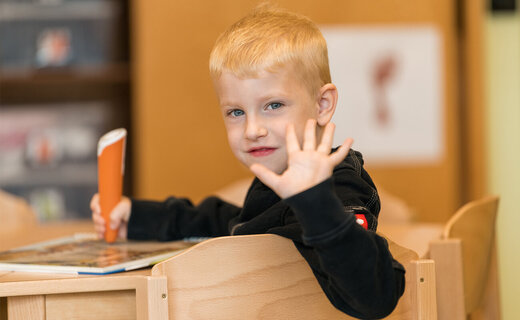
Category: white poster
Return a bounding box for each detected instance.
[321,26,443,165]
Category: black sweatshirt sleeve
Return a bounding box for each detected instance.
[127,196,240,241]
[284,179,405,319]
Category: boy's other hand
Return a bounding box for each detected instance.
[250,119,353,199]
[90,193,131,240]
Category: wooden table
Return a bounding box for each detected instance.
[0,221,95,252]
[0,220,444,320]
[0,269,168,320]
[0,221,169,320]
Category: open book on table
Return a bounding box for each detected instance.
[0,233,207,275]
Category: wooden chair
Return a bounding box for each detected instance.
[428,196,500,320]
[0,189,37,232]
[151,234,437,320]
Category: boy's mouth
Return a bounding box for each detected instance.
[247,147,276,157]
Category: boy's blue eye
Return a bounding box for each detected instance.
[267,102,282,110]
[228,109,245,117]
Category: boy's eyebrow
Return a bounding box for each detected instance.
[215,95,235,107]
[219,92,287,107]
[255,90,291,103]
[258,93,282,101]
[218,100,239,108]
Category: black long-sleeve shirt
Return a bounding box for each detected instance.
[127,149,405,319]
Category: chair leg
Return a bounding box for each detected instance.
[408,259,438,320]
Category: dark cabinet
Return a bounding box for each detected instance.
[0,0,131,221]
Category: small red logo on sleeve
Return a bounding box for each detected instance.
[355,214,368,230]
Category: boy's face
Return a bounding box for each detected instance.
[215,67,319,175]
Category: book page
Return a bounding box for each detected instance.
[0,235,202,272]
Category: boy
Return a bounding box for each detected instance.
[92,6,405,319]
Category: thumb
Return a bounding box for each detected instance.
[90,193,101,214]
[250,163,280,190]
[109,199,130,229]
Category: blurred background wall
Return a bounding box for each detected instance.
[132,0,475,223]
[486,10,520,320]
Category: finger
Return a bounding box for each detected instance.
[317,122,336,153]
[92,211,106,231]
[94,223,105,235]
[116,197,131,222]
[302,119,317,151]
[330,138,353,165]
[285,124,300,154]
[92,212,105,225]
[250,163,280,190]
[118,225,128,240]
[90,193,101,214]
[93,215,107,239]
[109,200,130,229]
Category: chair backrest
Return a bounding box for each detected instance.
[429,196,499,320]
[152,234,436,320]
[0,189,37,232]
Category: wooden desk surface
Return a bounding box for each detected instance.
[0,219,151,288]
[0,221,169,320]
[0,220,95,252]
[0,268,151,285]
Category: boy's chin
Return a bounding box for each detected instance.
[271,165,288,175]
[249,162,287,176]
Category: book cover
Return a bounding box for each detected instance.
[0,233,205,275]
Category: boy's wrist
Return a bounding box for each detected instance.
[127,199,163,240]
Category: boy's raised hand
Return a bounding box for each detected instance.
[250,119,353,199]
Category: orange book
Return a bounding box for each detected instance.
[97,128,127,243]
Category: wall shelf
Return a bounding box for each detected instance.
[0,0,132,222]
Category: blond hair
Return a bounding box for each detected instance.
[209,5,331,97]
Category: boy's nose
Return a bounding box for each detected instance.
[245,118,268,140]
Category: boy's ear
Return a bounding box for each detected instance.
[316,83,338,126]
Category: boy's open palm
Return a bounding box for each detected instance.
[250,120,353,199]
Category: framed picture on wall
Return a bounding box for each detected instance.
[322,26,443,165]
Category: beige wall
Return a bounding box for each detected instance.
[131,0,464,222]
[485,13,520,320]
[131,0,258,203]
